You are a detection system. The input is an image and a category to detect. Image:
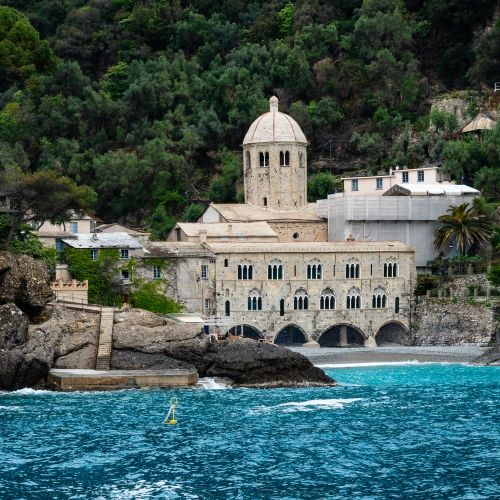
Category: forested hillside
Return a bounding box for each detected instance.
[0,0,498,237]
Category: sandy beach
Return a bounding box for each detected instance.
[289,345,488,366]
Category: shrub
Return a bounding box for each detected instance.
[131,282,182,314]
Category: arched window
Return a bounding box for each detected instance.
[285,151,290,165]
[267,259,283,280]
[299,152,304,168]
[224,258,228,267]
[372,287,387,309]
[320,289,336,310]
[247,290,262,311]
[263,197,267,207]
[265,152,269,166]
[245,151,251,169]
[307,261,322,280]
[238,263,253,280]
[346,288,361,309]
[279,298,285,316]
[259,152,264,167]
[293,289,309,310]
[225,300,230,316]
[279,151,284,166]
[346,261,360,279]
[384,261,398,278]
[395,297,400,313]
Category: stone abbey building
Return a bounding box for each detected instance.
[135,97,416,347]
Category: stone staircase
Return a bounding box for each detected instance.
[95,307,114,371]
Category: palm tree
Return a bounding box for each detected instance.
[434,202,493,256]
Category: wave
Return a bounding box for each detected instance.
[251,398,362,415]
[7,388,55,396]
[0,405,22,411]
[196,377,231,390]
[316,360,470,368]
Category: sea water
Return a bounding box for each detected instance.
[0,364,498,499]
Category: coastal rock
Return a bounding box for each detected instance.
[0,303,29,349]
[204,339,334,387]
[0,252,53,317]
[111,350,194,370]
[0,329,57,390]
[0,305,99,389]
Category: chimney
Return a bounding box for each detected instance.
[199,229,207,243]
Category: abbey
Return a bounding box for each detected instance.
[135,97,416,347]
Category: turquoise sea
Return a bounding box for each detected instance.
[1,364,499,499]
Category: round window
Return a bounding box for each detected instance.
[293,232,299,239]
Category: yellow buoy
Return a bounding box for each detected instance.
[163,396,178,425]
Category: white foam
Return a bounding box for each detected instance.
[8,388,54,395]
[251,398,362,415]
[0,405,22,411]
[316,360,422,368]
[196,377,230,390]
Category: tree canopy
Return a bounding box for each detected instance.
[0,0,498,236]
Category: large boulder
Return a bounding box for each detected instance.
[112,309,214,372]
[204,339,334,387]
[0,252,53,317]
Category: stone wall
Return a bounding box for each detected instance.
[268,221,328,243]
[412,297,495,346]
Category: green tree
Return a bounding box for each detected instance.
[0,166,96,248]
[208,151,242,203]
[0,6,56,88]
[434,202,493,256]
[308,172,342,201]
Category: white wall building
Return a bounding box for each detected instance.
[318,168,479,268]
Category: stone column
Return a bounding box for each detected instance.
[364,336,377,348]
[339,325,348,346]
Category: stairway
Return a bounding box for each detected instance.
[95,307,114,371]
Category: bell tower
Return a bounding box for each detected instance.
[242,96,308,210]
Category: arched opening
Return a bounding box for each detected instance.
[376,322,410,346]
[245,151,251,169]
[275,325,307,346]
[225,300,230,316]
[226,325,263,340]
[279,151,284,166]
[259,152,264,166]
[279,298,285,316]
[284,151,290,165]
[318,325,365,347]
[263,197,267,207]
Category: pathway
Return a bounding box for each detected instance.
[95,307,114,371]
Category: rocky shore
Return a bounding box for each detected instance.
[0,252,334,390]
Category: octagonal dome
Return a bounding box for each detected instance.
[243,96,308,145]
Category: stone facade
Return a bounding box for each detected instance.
[413,297,494,346]
[211,242,414,344]
[134,243,216,314]
[267,221,328,243]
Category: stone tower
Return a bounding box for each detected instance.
[242,96,308,210]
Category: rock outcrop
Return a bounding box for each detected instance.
[0,252,53,317]
[111,309,334,387]
[0,305,99,390]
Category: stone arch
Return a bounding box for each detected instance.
[226,324,263,340]
[318,324,366,347]
[274,324,308,346]
[376,321,410,346]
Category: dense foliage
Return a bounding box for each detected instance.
[64,248,124,305]
[0,1,498,237]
